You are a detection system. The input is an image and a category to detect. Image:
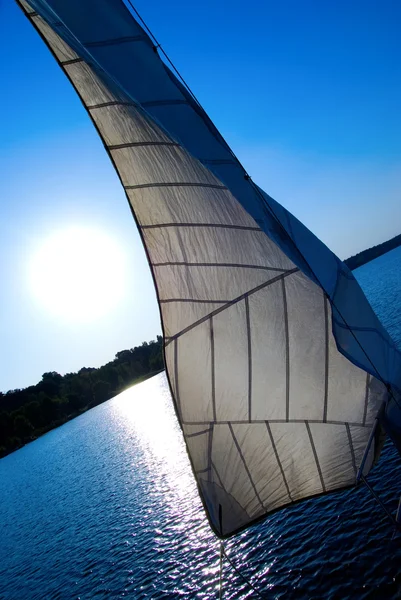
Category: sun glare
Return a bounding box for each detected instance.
[29,226,126,322]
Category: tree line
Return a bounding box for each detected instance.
[344,233,401,270]
[0,336,164,459]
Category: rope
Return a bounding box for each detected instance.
[219,541,223,599]
[361,475,400,529]
[125,0,201,108]
[219,543,270,599]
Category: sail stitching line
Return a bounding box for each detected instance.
[305,421,326,492]
[210,460,244,517]
[282,279,290,422]
[173,339,182,419]
[228,423,265,511]
[362,374,370,426]
[207,424,214,483]
[332,317,399,348]
[345,423,357,477]
[211,461,225,491]
[141,222,260,231]
[184,428,212,438]
[245,297,252,422]
[161,298,229,304]
[142,99,188,107]
[88,100,137,109]
[87,100,188,110]
[265,421,293,502]
[124,0,205,109]
[210,318,217,422]
[84,35,145,48]
[153,261,289,272]
[61,58,84,65]
[210,460,245,524]
[164,269,299,343]
[109,141,180,150]
[182,418,371,427]
[323,294,329,422]
[126,182,228,191]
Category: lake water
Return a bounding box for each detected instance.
[1,247,401,600]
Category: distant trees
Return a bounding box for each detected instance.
[344,233,401,270]
[0,336,164,459]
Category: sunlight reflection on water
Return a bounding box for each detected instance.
[1,371,401,599]
[1,248,401,599]
[111,375,222,597]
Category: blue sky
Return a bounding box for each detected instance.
[1,0,400,391]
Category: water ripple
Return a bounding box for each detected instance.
[1,248,401,599]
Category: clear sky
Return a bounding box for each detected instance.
[1,0,400,392]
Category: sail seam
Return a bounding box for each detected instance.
[174,339,182,419]
[245,297,252,422]
[211,461,228,496]
[60,57,84,65]
[185,428,212,438]
[305,421,326,492]
[164,269,299,343]
[282,279,290,422]
[88,101,137,109]
[88,98,206,114]
[84,35,145,48]
[181,418,370,426]
[161,298,228,304]
[228,423,265,511]
[196,467,210,474]
[362,374,370,426]
[153,261,289,272]
[126,182,228,191]
[208,424,214,483]
[323,294,329,422]
[141,222,260,231]
[332,317,399,350]
[210,318,217,422]
[142,99,188,108]
[182,419,372,429]
[345,423,358,477]
[109,141,180,150]
[265,421,293,502]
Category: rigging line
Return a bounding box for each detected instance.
[360,475,400,530]
[125,0,201,108]
[221,545,270,599]
[124,1,401,411]
[219,541,223,600]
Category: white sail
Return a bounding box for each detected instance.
[18,0,401,537]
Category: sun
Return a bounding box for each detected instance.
[29,226,126,322]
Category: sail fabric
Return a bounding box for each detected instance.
[18,0,401,537]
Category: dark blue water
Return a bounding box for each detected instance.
[1,247,401,600]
